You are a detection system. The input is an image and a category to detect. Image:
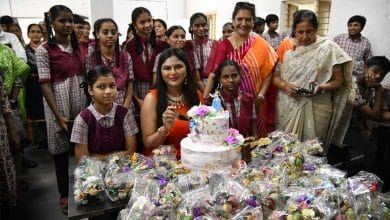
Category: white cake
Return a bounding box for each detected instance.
[180,105,243,170]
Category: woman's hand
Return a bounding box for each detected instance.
[255,94,265,109]
[283,82,298,96]
[162,106,178,131]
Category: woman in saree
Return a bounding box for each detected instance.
[273,10,354,153]
[203,1,277,137]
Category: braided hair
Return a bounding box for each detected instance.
[93,18,121,67]
[131,7,157,55]
[44,5,79,51]
[189,12,208,39]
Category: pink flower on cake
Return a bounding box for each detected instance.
[228,128,239,136]
[195,105,210,117]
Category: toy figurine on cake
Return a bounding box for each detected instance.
[180,92,244,170]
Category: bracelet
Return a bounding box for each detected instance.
[13,77,23,88]
[281,81,286,90]
[257,94,265,100]
[157,126,169,137]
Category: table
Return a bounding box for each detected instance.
[67,175,127,220]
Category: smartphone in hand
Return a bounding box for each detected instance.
[296,82,316,95]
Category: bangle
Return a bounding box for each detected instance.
[157,126,169,137]
[281,81,286,90]
[257,94,265,100]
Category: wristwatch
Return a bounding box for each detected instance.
[14,77,23,88]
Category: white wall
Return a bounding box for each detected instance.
[2,0,388,59]
[185,0,282,40]
[328,0,390,84]
[110,0,188,42]
[328,0,390,58]
[112,0,167,42]
[0,0,90,43]
[90,0,113,27]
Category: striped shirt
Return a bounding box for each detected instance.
[190,38,214,79]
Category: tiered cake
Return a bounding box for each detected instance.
[180,105,243,170]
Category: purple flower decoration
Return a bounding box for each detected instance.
[193,206,202,217]
[295,194,308,203]
[122,166,130,173]
[224,136,238,145]
[145,159,154,168]
[151,198,161,206]
[157,174,168,186]
[246,196,257,207]
[275,145,283,153]
[195,105,210,117]
[303,163,316,171]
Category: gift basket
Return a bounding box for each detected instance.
[109,131,390,220]
[73,156,106,205]
[104,154,135,202]
[130,153,155,174]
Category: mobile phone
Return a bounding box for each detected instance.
[296,82,316,95]
[296,87,311,94]
[308,82,316,94]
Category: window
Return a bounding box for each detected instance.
[283,0,332,37]
[206,13,216,40]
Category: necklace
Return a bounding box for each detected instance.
[167,93,186,108]
[233,34,247,49]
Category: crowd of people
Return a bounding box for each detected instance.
[0,1,389,218]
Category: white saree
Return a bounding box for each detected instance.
[276,36,354,152]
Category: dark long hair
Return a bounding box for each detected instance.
[93,18,121,67]
[155,48,199,126]
[212,60,241,93]
[131,7,157,55]
[189,12,208,39]
[44,5,79,50]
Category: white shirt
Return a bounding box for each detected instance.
[0,30,27,62]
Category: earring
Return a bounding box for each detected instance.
[184,78,188,85]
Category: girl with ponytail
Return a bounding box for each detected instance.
[187,12,218,84]
[36,5,86,213]
[85,18,135,112]
[125,7,166,105]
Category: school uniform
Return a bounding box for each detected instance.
[36,42,87,198]
[71,103,138,154]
